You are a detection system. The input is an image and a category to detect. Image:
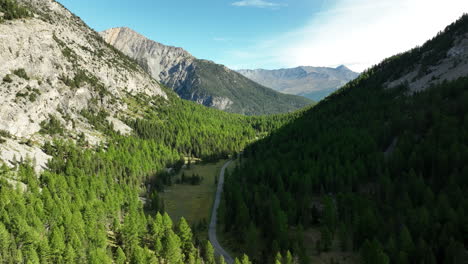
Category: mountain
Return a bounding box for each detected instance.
[0,0,294,263]
[222,15,468,263]
[0,0,169,173]
[100,27,313,115]
[237,65,359,101]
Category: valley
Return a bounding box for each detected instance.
[0,0,467,264]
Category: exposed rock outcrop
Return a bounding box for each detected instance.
[100,27,312,115]
[0,0,167,171]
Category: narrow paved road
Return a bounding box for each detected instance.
[209,160,234,264]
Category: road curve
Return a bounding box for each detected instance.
[209,160,234,264]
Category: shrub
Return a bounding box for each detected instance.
[13,68,29,80]
[28,92,37,102]
[0,130,11,138]
[39,115,64,135]
[0,0,31,21]
[2,74,12,83]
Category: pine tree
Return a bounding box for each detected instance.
[163,231,183,264]
[177,217,193,255]
[360,239,389,264]
[154,238,163,256]
[399,226,414,255]
[241,254,252,264]
[50,226,66,261]
[152,212,164,239]
[285,251,293,264]
[64,243,76,263]
[219,255,227,264]
[115,247,126,264]
[204,241,215,264]
[162,212,173,235]
[0,223,10,260]
[275,252,283,264]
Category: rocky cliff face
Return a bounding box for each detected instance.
[102,27,195,91]
[238,65,359,101]
[0,0,166,172]
[100,27,312,115]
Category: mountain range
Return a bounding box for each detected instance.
[1,0,468,263]
[100,27,312,115]
[237,65,359,101]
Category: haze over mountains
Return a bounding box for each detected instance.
[100,27,312,115]
[238,65,359,101]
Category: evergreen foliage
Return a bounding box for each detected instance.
[0,75,295,263]
[0,0,30,22]
[39,114,65,135]
[222,14,468,264]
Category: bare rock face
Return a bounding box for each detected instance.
[387,33,468,92]
[0,0,167,171]
[102,27,194,83]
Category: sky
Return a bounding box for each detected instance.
[58,0,468,72]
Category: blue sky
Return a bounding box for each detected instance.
[58,0,468,72]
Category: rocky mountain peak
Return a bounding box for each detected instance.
[100,27,312,114]
[100,27,194,84]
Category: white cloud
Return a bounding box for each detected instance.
[231,0,285,9]
[228,0,468,72]
[213,37,228,42]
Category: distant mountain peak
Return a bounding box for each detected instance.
[336,64,351,71]
[237,66,359,101]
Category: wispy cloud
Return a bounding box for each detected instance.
[213,37,228,42]
[224,0,468,71]
[231,0,286,9]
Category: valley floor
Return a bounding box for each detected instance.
[160,159,228,239]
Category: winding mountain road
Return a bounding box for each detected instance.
[209,160,234,264]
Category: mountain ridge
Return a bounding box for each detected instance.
[237,65,359,101]
[100,27,313,115]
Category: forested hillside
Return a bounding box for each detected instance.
[222,15,468,263]
[0,89,297,263]
[0,0,300,263]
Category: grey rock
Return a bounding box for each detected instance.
[0,0,167,172]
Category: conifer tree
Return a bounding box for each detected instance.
[275,252,283,264]
[177,217,193,254]
[115,247,126,264]
[219,255,227,264]
[162,212,173,235]
[241,254,252,264]
[163,231,183,264]
[204,241,215,264]
[285,251,293,264]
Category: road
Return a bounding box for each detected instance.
[209,160,234,264]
